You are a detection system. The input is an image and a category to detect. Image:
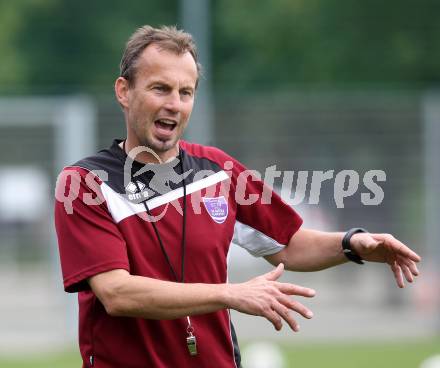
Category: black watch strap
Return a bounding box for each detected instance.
[342,228,367,265]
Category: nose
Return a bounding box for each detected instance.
[163,90,181,114]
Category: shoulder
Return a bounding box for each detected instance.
[180,140,238,167]
[57,142,126,194]
[71,147,122,181]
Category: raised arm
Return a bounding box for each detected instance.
[265,228,421,287]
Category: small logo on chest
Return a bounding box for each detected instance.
[125,181,149,201]
[202,196,228,224]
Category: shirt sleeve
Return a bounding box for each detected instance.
[230,157,303,256]
[54,167,130,293]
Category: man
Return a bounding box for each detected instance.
[54,25,421,368]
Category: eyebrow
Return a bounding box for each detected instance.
[148,79,195,90]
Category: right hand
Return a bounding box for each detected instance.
[225,263,315,332]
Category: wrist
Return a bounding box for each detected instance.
[342,228,367,264]
[218,283,234,309]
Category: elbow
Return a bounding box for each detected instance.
[94,280,129,317]
[265,250,289,269]
[265,252,311,272]
[88,270,136,317]
[102,297,125,317]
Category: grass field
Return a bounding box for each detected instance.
[0,338,438,367]
[281,339,440,368]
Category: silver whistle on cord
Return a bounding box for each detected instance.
[186,334,197,356]
[186,316,197,356]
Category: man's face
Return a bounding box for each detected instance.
[120,45,198,161]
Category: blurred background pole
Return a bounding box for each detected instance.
[54,96,97,172]
[180,0,214,146]
[423,93,440,270]
[54,96,97,342]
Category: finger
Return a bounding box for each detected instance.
[263,307,283,331]
[395,244,421,263]
[400,264,414,283]
[396,255,420,276]
[271,302,300,332]
[390,261,404,288]
[381,236,421,262]
[276,282,316,298]
[264,263,284,281]
[277,294,314,319]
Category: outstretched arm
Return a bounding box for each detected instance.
[265,229,347,272]
[265,228,421,287]
[88,263,315,331]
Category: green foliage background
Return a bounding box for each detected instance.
[213,0,440,89]
[1,0,439,93]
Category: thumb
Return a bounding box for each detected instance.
[357,237,381,254]
[362,237,381,251]
[264,263,284,281]
[352,233,379,251]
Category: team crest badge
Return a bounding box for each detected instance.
[202,196,228,224]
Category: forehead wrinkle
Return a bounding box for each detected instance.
[140,70,197,92]
[145,76,196,90]
[143,45,196,73]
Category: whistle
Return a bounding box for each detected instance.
[186,334,197,356]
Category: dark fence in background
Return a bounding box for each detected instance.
[0,90,425,265]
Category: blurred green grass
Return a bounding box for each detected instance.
[280,338,440,368]
[0,351,81,368]
[0,338,438,367]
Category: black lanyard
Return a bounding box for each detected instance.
[123,140,187,283]
[122,141,197,357]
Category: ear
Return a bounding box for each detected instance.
[115,77,130,108]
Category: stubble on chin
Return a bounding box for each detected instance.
[140,136,176,154]
[132,121,182,156]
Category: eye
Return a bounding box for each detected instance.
[153,85,166,92]
[181,89,193,97]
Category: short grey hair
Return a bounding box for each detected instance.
[120,25,201,87]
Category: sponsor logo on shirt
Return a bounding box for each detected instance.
[202,196,228,224]
[125,181,149,201]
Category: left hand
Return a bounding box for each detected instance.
[350,233,421,288]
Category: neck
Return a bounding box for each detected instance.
[121,139,179,164]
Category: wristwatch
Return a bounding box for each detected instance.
[342,228,367,265]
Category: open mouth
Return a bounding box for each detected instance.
[154,119,177,132]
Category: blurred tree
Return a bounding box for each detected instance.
[0,0,439,92]
[0,0,178,93]
[0,0,31,91]
[213,0,440,90]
